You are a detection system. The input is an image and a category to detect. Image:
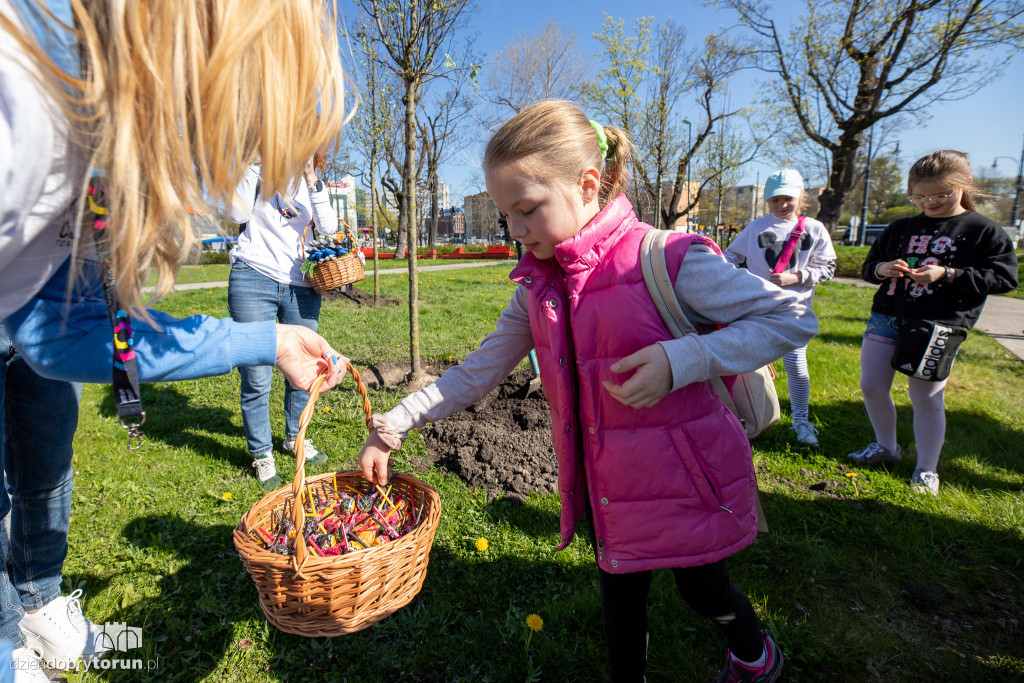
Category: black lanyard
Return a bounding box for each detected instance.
[86,170,145,449]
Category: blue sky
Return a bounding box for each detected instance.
[424,0,1024,199]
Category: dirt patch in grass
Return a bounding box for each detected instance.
[370,362,556,502]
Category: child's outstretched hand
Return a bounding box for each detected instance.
[359,430,394,486]
[602,343,672,408]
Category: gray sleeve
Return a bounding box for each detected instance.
[382,286,535,439]
[657,245,819,391]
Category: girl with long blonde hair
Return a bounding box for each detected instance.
[0,1,353,676]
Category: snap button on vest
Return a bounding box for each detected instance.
[600,497,609,505]
[559,357,566,366]
[610,559,618,568]
[548,299,557,308]
[588,426,595,434]
[524,276,532,284]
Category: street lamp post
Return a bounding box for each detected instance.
[992,133,1023,245]
[682,119,692,232]
[857,125,900,246]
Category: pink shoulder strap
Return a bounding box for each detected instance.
[772,216,806,274]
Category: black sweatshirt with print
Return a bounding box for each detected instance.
[861,211,1018,329]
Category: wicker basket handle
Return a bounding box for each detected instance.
[290,362,372,574]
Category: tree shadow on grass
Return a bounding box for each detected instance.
[96,382,250,468]
[761,398,1024,489]
[109,482,1024,683]
[745,490,1024,682]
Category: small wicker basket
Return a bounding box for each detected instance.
[309,253,365,292]
[233,364,441,636]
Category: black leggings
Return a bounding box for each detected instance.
[598,560,764,683]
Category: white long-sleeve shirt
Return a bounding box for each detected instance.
[228,163,338,286]
[724,214,836,306]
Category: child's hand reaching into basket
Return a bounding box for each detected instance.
[359,429,394,485]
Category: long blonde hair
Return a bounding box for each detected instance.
[483,100,632,209]
[1,0,351,311]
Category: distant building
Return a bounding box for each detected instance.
[724,185,766,225]
[633,180,701,230]
[326,175,358,231]
[463,191,502,242]
[438,181,452,212]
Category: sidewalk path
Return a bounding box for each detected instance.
[832,277,1024,362]
[149,258,513,294]
[154,269,1024,362]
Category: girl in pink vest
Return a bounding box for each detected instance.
[359,100,815,683]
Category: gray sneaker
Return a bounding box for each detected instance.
[282,437,328,467]
[910,469,940,496]
[252,453,282,490]
[848,442,901,465]
[790,419,819,446]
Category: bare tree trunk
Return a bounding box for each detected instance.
[370,173,379,305]
[816,133,859,232]
[429,173,439,250]
[403,80,423,384]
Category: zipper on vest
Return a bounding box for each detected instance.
[596,537,604,561]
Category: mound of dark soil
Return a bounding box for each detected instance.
[417,369,556,503]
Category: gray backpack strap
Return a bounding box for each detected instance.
[640,229,696,337]
[639,229,738,415]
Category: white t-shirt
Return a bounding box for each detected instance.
[228,163,338,287]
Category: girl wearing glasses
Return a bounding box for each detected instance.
[850,150,1018,495]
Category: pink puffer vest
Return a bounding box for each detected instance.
[508,195,757,574]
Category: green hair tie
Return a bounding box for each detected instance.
[589,119,609,160]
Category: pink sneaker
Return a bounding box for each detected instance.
[715,628,784,682]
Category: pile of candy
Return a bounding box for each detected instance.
[254,477,424,557]
[300,236,356,274]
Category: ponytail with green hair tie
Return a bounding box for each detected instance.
[588,119,610,160]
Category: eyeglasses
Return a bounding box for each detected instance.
[907,191,956,205]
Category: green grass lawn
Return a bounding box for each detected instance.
[64,266,1023,681]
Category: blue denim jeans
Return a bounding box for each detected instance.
[0,325,81,645]
[227,262,321,455]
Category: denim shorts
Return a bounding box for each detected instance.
[864,311,898,345]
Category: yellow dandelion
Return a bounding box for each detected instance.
[526,614,544,632]
[222,492,232,500]
[475,537,489,552]
[844,472,858,478]
[322,405,331,413]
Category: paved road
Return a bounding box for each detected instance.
[156,268,1024,363]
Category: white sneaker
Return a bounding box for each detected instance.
[252,453,282,490]
[18,589,110,670]
[910,469,940,496]
[282,438,328,466]
[10,647,48,683]
[790,419,819,446]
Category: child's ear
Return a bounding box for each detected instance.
[579,166,601,204]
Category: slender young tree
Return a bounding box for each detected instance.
[725,0,1024,229]
[351,21,400,304]
[358,0,475,386]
